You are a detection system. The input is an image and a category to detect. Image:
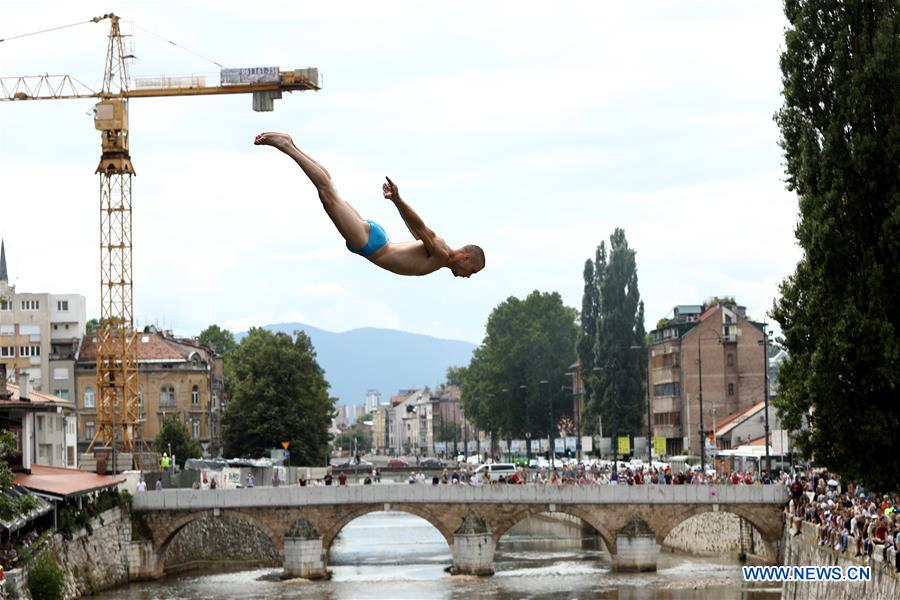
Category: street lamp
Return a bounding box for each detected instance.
[540,379,553,468]
[520,384,529,463]
[502,388,511,460]
[629,344,652,464]
[697,329,722,474]
[758,326,772,476]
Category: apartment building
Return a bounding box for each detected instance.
[0,240,86,396]
[649,301,767,456]
[0,365,78,470]
[74,328,216,450]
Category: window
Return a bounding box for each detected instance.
[727,383,735,396]
[53,367,68,380]
[84,387,95,409]
[36,415,44,431]
[0,346,13,357]
[19,345,40,357]
[21,300,39,311]
[727,353,734,367]
[84,421,95,440]
[53,389,69,400]
[57,300,69,311]
[191,385,200,405]
[653,412,682,426]
[160,385,176,406]
[0,325,14,336]
[137,388,144,408]
[0,300,10,311]
[653,382,681,397]
[192,419,200,439]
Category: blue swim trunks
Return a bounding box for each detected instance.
[347,220,389,257]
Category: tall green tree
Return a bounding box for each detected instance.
[772,1,900,490]
[153,416,202,469]
[459,291,578,444]
[222,328,335,464]
[576,245,603,432]
[198,324,237,356]
[583,229,647,442]
[0,430,38,520]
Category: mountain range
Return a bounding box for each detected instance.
[237,323,477,406]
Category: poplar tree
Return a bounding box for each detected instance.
[772,1,900,489]
[576,247,602,430]
[582,229,647,444]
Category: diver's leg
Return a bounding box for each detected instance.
[255,132,368,247]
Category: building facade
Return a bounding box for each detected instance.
[0,365,78,470]
[0,240,86,397]
[74,328,216,450]
[649,301,766,457]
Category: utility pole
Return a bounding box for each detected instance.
[521,384,529,463]
[502,388,511,461]
[541,380,553,469]
[698,336,706,473]
[760,326,772,476]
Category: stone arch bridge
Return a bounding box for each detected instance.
[130,484,787,579]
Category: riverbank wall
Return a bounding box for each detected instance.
[3,506,130,600]
[663,510,768,558]
[781,515,899,600]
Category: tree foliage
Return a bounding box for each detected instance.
[222,328,335,464]
[0,429,38,521]
[580,229,647,439]
[772,1,900,490]
[153,416,202,469]
[198,324,237,356]
[458,291,578,440]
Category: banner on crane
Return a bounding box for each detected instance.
[221,67,280,85]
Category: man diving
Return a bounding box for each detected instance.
[254,132,485,278]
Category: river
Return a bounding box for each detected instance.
[98,511,781,599]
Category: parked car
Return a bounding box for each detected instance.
[474,463,517,482]
[419,458,443,469]
[386,458,409,468]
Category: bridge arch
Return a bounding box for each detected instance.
[155,509,283,561]
[490,505,615,554]
[655,505,779,560]
[320,504,455,554]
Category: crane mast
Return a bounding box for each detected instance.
[1,13,320,468]
[90,13,138,454]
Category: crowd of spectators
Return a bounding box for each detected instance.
[787,470,900,572]
[397,460,785,486]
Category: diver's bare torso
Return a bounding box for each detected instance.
[368,238,449,276]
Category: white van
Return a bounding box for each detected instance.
[474,463,517,482]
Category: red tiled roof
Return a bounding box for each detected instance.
[715,401,766,437]
[392,390,421,406]
[745,433,773,446]
[78,333,186,362]
[13,464,124,498]
[0,383,75,409]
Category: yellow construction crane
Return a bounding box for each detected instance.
[0,13,319,457]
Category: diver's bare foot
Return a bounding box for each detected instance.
[254,132,295,152]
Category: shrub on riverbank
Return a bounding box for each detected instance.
[27,550,65,600]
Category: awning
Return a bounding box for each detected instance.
[13,465,125,500]
[0,486,52,532]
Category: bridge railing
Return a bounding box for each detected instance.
[132,483,788,511]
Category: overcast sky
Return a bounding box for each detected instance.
[0,1,799,344]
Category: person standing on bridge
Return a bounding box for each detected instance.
[254,132,485,278]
